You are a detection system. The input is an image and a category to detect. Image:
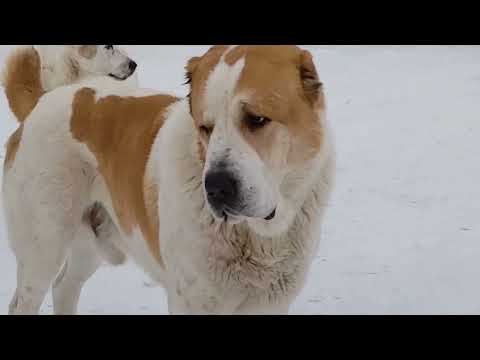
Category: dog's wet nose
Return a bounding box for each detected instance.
[205,171,239,211]
[128,60,137,73]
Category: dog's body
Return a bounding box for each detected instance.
[4,45,334,315]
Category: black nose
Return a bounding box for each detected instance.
[129,60,137,72]
[205,171,239,211]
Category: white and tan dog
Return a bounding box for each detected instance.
[3,45,334,315]
[1,45,137,122]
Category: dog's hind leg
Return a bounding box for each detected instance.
[6,162,94,315]
[8,227,73,315]
[52,223,102,315]
[7,200,85,315]
[8,290,19,315]
[52,203,126,315]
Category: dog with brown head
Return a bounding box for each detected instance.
[185,45,329,236]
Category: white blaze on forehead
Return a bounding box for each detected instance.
[201,47,278,220]
[203,49,246,167]
[203,49,245,126]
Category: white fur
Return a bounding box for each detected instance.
[33,45,137,92]
[3,55,335,315]
[202,53,277,220]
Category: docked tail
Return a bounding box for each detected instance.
[1,46,45,123]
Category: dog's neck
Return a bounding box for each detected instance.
[171,103,333,293]
[196,162,330,296]
[34,46,82,92]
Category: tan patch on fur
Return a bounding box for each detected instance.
[2,47,45,122]
[78,45,97,59]
[71,88,179,265]
[234,46,324,158]
[4,124,23,171]
[239,119,290,171]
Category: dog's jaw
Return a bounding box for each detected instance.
[246,194,295,237]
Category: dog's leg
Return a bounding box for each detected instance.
[52,224,102,315]
[52,202,127,315]
[8,290,19,315]
[9,231,71,315]
[6,167,93,315]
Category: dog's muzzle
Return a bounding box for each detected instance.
[205,171,239,218]
[108,60,137,80]
[204,171,276,221]
[128,60,137,73]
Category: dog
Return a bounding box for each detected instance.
[1,45,137,122]
[3,45,334,315]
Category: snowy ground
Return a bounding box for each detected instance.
[0,45,479,315]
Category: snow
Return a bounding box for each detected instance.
[0,45,479,314]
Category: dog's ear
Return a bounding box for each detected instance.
[185,57,201,115]
[299,50,322,105]
[184,56,200,85]
[78,45,98,59]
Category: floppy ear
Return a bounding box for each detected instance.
[78,45,97,59]
[184,56,200,85]
[185,57,201,115]
[299,50,322,105]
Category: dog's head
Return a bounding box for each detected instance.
[70,45,137,80]
[186,46,325,231]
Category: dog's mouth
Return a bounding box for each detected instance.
[221,211,241,224]
[220,207,241,223]
[108,73,130,81]
[220,207,276,223]
[264,208,276,221]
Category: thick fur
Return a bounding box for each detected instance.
[1,45,137,122]
[3,46,334,315]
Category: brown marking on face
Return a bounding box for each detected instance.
[70,88,179,265]
[238,117,290,172]
[186,45,230,164]
[186,45,229,128]
[187,45,325,169]
[4,124,23,171]
[78,45,97,59]
[2,47,45,122]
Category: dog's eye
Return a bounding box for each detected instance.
[105,45,114,50]
[244,113,271,131]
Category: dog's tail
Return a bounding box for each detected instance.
[1,46,45,123]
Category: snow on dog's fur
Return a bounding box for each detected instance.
[3,45,334,315]
[1,45,137,122]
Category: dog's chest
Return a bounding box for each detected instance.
[205,228,308,301]
[163,223,309,314]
